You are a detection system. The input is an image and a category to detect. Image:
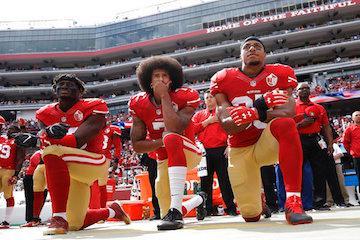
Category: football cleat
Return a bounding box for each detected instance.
[285,195,313,225]
[43,216,68,235]
[0,221,10,229]
[109,202,131,225]
[157,208,184,231]
[20,220,41,228]
[261,193,272,219]
[196,191,207,221]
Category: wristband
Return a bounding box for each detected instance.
[253,96,268,122]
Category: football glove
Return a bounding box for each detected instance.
[14,133,38,148]
[227,106,259,126]
[45,123,70,139]
[253,89,288,122]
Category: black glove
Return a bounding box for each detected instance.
[45,123,69,139]
[14,133,38,148]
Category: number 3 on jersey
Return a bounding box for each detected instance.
[152,121,165,130]
[231,94,262,107]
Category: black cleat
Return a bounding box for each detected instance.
[157,208,184,231]
[0,221,10,229]
[285,195,313,225]
[196,191,207,221]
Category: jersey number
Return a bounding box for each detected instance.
[152,122,165,130]
[0,144,11,159]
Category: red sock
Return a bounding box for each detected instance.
[99,185,107,208]
[81,208,109,229]
[33,191,45,217]
[6,197,14,207]
[270,118,302,192]
[89,182,101,209]
[182,206,188,216]
[43,154,70,213]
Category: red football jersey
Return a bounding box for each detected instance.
[36,98,109,154]
[128,87,201,161]
[0,137,18,169]
[103,125,122,159]
[26,150,42,175]
[210,64,298,147]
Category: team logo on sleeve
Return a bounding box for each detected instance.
[266,73,278,87]
[74,110,84,122]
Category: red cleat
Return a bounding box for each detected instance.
[285,195,313,225]
[20,220,41,228]
[43,216,69,235]
[109,202,131,225]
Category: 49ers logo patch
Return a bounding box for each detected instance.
[74,110,83,121]
[266,73,278,87]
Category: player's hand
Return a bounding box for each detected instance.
[45,123,70,139]
[8,176,18,185]
[227,106,259,126]
[203,114,218,126]
[304,105,320,120]
[152,79,170,99]
[14,133,38,148]
[263,89,289,108]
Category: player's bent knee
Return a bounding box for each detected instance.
[270,118,297,137]
[243,213,261,222]
[42,145,63,157]
[163,133,187,167]
[272,118,295,129]
[239,204,262,222]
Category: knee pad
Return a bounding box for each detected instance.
[6,197,15,207]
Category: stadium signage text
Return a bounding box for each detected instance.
[206,0,358,34]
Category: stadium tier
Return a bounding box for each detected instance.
[0,0,359,119]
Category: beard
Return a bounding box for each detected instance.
[248,60,261,66]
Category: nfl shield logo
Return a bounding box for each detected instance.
[266,73,278,87]
[61,117,67,123]
[250,80,257,87]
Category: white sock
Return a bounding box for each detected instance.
[108,208,116,218]
[5,207,14,222]
[182,195,203,215]
[168,166,187,213]
[53,212,67,220]
[286,192,301,198]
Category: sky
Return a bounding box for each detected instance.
[0,0,216,28]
